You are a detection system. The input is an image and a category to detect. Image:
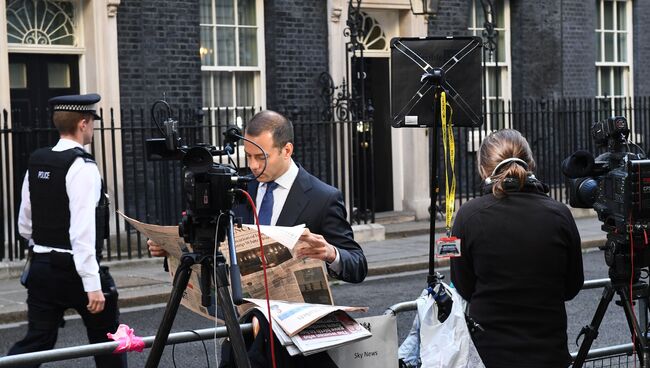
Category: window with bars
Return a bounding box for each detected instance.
[468,0,510,130]
[596,0,632,114]
[200,0,264,127]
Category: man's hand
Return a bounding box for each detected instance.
[295,229,337,263]
[86,290,105,314]
[147,239,168,257]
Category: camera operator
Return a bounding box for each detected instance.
[450,129,584,368]
[149,110,367,283]
[8,94,126,368]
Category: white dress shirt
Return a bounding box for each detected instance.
[255,160,342,272]
[18,138,102,292]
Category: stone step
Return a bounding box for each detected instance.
[374,211,417,225]
[384,220,436,239]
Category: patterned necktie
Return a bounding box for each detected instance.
[258,181,279,225]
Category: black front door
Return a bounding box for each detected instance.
[364,57,393,212]
[8,54,79,251]
[9,53,80,127]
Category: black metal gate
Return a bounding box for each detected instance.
[317,0,377,225]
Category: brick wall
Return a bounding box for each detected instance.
[116,1,202,222]
[561,0,597,97]
[634,1,650,96]
[117,0,202,113]
[263,0,329,112]
[428,0,471,36]
[510,1,563,99]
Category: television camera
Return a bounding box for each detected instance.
[562,116,650,280]
[562,116,650,368]
[144,100,252,368]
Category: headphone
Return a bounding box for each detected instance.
[484,158,529,185]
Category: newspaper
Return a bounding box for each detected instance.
[118,212,334,320]
[117,212,217,318]
[229,225,333,305]
[246,299,371,356]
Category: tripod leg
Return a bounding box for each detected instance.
[145,259,194,368]
[641,296,649,340]
[616,287,650,367]
[573,284,616,368]
[215,262,251,368]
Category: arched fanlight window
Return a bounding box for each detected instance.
[6,0,77,46]
[360,12,388,51]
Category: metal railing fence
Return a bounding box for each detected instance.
[0,106,363,262]
[438,96,650,207]
[384,278,642,368]
[0,277,640,367]
[3,96,650,261]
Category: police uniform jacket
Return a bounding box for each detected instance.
[18,138,103,292]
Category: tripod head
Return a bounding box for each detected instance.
[601,232,649,284]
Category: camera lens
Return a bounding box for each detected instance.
[576,178,599,207]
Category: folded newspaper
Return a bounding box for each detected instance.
[118,212,336,320]
[245,298,371,356]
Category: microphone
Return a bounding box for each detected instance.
[562,150,595,178]
[222,126,243,155]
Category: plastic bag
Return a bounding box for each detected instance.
[417,283,485,368]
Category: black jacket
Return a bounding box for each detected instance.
[450,179,584,368]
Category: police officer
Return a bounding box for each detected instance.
[8,94,127,367]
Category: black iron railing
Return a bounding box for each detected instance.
[2,97,650,262]
[438,96,650,207]
[0,106,365,261]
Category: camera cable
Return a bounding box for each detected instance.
[238,189,278,368]
[150,99,173,137]
[627,212,648,365]
[232,131,269,181]
[171,329,210,368]
[213,212,225,366]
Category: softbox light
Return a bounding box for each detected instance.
[390,36,483,128]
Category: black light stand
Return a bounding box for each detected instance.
[390,37,483,320]
[422,72,456,321]
[145,214,250,368]
[423,69,446,288]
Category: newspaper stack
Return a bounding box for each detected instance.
[245,298,372,356]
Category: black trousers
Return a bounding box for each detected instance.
[8,252,127,368]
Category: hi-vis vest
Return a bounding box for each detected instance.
[28,147,109,259]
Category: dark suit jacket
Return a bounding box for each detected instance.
[235,166,367,283]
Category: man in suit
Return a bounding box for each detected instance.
[149,110,367,283]
[239,110,366,283]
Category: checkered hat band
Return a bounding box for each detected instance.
[53,104,96,112]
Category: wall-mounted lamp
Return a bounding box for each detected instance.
[409,0,441,16]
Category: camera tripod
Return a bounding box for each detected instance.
[573,251,650,367]
[145,214,250,368]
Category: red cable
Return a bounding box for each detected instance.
[238,189,277,368]
[629,217,637,367]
